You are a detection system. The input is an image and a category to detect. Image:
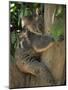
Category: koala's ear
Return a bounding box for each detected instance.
[21,19,25,28]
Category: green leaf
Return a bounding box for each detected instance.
[51,18,64,41]
[10,32,16,44]
[10,3,15,8]
[24,8,32,16]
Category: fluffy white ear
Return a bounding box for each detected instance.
[20,39,24,48]
[21,19,25,28]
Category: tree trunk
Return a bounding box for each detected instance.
[41,40,65,85]
[44,4,56,35]
[42,4,66,85]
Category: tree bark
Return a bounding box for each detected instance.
[44,4,56,35]
[42,4,66,85]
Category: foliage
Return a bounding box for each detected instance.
[51,18,64,41]
[10,31,17,57]
[51,5,65,41]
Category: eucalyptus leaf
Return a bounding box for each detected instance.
[10,32,16,44]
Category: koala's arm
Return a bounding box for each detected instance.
[32,35,55,53]
[33,42,54,53]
